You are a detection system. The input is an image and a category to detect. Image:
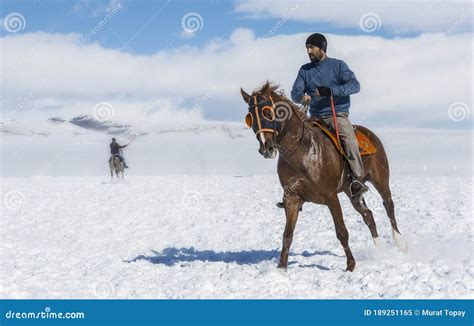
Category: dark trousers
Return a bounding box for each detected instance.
[112,154,127,166]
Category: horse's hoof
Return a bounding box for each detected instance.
[277,263,287,271]
[392,229,408,253]
[345,261,356,272]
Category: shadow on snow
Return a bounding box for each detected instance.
[127,247,342,270]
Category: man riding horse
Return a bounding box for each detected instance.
[110,137,129,168]
[240,34,407,271]
[291,33,368,200]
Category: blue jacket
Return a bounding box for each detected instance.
[291,57,360,117]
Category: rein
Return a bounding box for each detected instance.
[275,100,306,157]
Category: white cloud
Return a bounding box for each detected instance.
[71,0,124,17]
[235,0,473,34]
[0,29,472,128]
[180,30,197,39]
[229,27,255,44]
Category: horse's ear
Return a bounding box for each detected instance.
[240,88,250,103]
[262,80,273,96]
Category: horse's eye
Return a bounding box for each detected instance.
[262,107,275,121]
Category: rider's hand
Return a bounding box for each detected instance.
[316,86,331,97]
[302,94,311,105]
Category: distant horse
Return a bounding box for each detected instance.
[109,155,124,180]
[240,81,407,271]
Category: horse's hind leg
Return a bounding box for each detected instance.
[370,177,407,252]
[109,163,114,181]
[326,194,356,271]
[344,189,379,245]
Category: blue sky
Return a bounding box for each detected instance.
[1,1,472,129]
[0,0,428,54]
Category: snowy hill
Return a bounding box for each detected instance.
[68,115,131,135]
[1,116,271,177]
[0,117,472,177]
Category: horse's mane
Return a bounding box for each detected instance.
[251,81,306,120]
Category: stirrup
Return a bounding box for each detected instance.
[349,180,368,198]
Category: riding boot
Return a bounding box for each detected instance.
[349,177,369,200]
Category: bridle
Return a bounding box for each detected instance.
[245,94,278,137]
[244,93,306,156]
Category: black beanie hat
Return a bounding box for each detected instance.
[305,33,327,52]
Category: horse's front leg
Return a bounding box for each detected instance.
[277,195,304,270]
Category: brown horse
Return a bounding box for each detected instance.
[109,155,124,180]
[240,81,407,272]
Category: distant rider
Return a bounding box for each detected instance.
[110,138,129,168]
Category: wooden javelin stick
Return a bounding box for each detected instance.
[330,92,340,145]
[126,135,136,146]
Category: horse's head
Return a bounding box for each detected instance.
[240,83,282,159]
[241,81,301,159]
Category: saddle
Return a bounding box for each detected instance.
[109,154,122,162]
[307,120,377,157]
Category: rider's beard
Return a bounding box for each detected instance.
[309,56,321,63]
[309,51,323,63]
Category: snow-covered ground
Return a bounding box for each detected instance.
[1,175,472,299]
[1,118,472,298]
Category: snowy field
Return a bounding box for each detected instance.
[1,175,472,299]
